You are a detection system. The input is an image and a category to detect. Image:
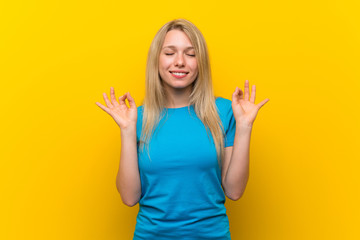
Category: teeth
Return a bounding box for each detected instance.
[172,72,187,76]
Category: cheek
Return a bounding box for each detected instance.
[158,59,168,78]
[159,57,171,69]
[191,60,198,72]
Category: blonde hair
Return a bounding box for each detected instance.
[139,18,226,167]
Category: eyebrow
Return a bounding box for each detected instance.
[162,45,194,50]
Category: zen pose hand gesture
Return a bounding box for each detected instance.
[95,87,137,131]
[232,80,270,128]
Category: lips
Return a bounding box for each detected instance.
[169,71,189,79]
[169,71,189,73]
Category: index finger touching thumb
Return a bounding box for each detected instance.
[126,92,137,108]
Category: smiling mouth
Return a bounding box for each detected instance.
[169,71,189,76]
[169,71,189,79]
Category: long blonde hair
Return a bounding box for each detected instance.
[139,19,226,167]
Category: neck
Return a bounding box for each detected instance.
[164,85,193,108]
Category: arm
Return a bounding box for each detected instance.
[117,126,141,207]
[222,79,269,201]
[222,126,252,201]
[95,88,141,207]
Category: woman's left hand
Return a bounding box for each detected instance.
[232,80,270,128]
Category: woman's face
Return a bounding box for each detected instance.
[159,29,198,93]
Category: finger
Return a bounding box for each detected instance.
[103,92,113,108]
[232,87,243,102]
[257,98,270,110]
[250,85,256,103]
[110,87,119,106]
[244,80,250,101]
[126,92,137,108]
[118,93,127,106]
[95,102,111,114]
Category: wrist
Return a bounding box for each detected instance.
[120,125,137,135]
[236,123,253,132]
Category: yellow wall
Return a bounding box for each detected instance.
[1,0,359,239]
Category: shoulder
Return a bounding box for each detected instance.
[215,96,232,113]
[136,106,144,140]
[215,96,232,105]
[136,106,144,124]
[137,106,145,124]
[215,97,236,140]
[137,105,144,115]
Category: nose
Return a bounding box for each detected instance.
[175,53,185,67]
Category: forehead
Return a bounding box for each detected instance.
[162,29,194,49]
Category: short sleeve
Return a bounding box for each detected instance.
[136,106,144,143]
[216,97,236,148]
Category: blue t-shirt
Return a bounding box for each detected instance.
[133,97,236,240]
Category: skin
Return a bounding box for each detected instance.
[159,29,198,108]
[95,29,270,204]
[96,89,139,206]
[221,80,270,200]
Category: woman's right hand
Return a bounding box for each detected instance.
[95,87,137,130]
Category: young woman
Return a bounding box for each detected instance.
[96,19,269,240]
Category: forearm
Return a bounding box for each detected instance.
[116,126,141,207]
[223,125,252,200]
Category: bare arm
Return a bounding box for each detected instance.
[222,126,251,201]
[222,80,269,201]
[96,87,141,207]
[117,126,141,207]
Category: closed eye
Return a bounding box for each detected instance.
[164,53,195,57]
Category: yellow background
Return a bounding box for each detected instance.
[1,0,359,239]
